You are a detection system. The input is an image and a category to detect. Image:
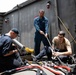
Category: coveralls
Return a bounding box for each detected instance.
[35,46,69,62]
[34,16,49,55]
[35,46,52,60]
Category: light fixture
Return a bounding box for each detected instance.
[47,1,51,9]
[4,18,9,23]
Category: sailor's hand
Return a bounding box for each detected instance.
[53,52,60,57]
[40,30,44,35]
[45,33,48,38]
[4,50,18,56]
[13,50,18,53]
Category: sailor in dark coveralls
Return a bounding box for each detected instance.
[34,9,49,56]
[0,28,23,72]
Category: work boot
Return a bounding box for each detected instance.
[25,47,34,53]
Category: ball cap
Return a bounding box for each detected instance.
[11,28,20,36]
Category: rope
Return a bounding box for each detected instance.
[57,16,76,44]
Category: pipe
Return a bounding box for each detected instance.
[12,39,34,54]
[12,39,25,50]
